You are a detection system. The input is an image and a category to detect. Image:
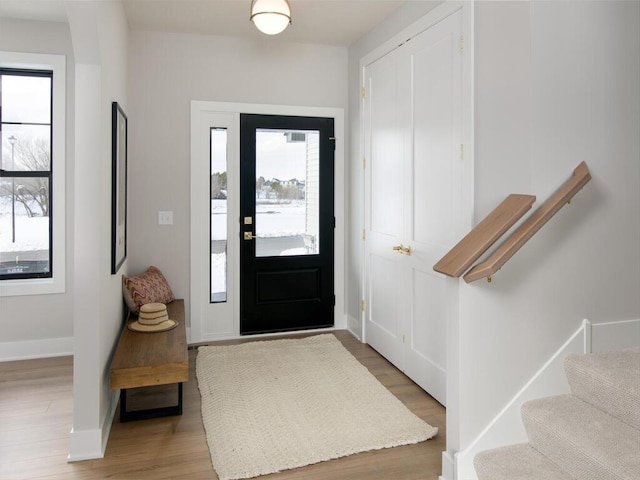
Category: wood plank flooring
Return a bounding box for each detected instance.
[0,330,445,479]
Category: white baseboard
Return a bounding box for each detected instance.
[439,450,456,480]
[67,389,119,462]
[67,426,104,462]
[591,318,640,353]
[0,336,73,361]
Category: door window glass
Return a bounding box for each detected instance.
[255,129,319,257]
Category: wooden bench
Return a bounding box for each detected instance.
[110,299,188,422]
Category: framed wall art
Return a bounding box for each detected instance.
[111,101,128,274]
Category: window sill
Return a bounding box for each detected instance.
[0,276,65,297]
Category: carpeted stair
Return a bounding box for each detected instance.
[474,348,640,480]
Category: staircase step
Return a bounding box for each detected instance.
[522,394,640,480]
[565,348,640,429]
[474,443,574,480]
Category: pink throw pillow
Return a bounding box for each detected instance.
[122,266,175,313]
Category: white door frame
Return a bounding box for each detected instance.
[190,101,345,343]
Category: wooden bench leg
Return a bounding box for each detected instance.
[119,382,183,422]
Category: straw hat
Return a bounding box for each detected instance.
[128,302,178,333]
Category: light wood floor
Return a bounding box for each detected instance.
[0,330,445,479]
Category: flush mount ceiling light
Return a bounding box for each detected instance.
[250,0,291,35]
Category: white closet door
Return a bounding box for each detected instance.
[401,11,462,405]
[363,49,405,368]
[363,9,463,406]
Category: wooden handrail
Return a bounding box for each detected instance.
[463,161,591,283]
[434,194,536,277]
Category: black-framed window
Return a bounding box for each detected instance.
[0,68,54,280]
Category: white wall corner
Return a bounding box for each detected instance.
[0,337,73,362]
[334,309,347,330]
[454,320,590,480]
[439,450,456,480]
[583,318,593,353]
[101,389,119,454]
[346,314,362,341]
[67,389,118,462]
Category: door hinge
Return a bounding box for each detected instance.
[329,136,336,151]
[361,86,366,98]
[460,143,464,160]
[361,299,366,312]
[362,229,366,241]
[460,35,464,53]
[403,334,406,344]
[333,294,336,306]
[363,157,366,169]
[333,217,336,229]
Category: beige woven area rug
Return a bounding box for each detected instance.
[196,334,438,480]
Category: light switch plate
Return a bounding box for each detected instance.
[158,211,173,225]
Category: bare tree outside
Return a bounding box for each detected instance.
[211,171,227,199]
[0,137,50,218]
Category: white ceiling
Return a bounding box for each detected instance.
[0,0,407,47]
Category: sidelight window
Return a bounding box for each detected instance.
[210,127,228,303]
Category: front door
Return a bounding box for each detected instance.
[240,114,335,335]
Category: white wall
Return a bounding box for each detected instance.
[453,1,640,477]
[128,30,348,322]
[0,19,75,357]
[66,0,129,460]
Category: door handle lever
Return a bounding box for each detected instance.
[244,232,257,240]
[392,244,412,255]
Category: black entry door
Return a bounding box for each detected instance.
[240,114,335,335]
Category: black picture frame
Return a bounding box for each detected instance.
[111,102,128,274]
